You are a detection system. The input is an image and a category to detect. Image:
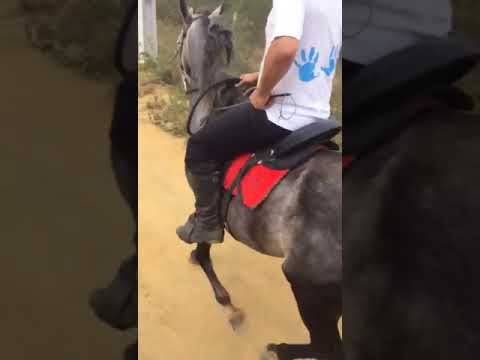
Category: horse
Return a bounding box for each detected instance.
[342,38,480,360]
[176,1,342,359]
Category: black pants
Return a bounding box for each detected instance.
[186,103,291,173]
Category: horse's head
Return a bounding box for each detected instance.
[178,0,233,134]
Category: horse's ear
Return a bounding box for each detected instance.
[209,3,225,19]
[179,0,192,24]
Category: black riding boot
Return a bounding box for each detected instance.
[176,164,224,244]
[89,253,137,330]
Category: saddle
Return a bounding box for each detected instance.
[343,36,480,160]
[221,118,341,218]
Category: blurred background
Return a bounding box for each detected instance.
[20,0,122,77]
[1,1,135,359]
[453,0,480,108]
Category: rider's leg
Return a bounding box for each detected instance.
[176,160,225,244]
[177,103,291,244]
[186,103,291,164]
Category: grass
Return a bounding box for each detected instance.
[23,0,122,78]
[142,83,190,137]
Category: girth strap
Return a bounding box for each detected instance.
[221,154,261,225]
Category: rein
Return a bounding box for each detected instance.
[186,78,292,135]
[186,77,240,135]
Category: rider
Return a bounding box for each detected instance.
[177,0,342,244]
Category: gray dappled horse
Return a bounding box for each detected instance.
[177,1,342,359]
[343,39,480,360]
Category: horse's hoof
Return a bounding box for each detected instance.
[265,343,329,360]
[267,344,279,353]
[228,307,246,330]
[189,250,199,265]
[214,286,231,305]
[260,346,279,360]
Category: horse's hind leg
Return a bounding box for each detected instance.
[268,282,342,360]
[190,243,245,329]
[267,257,343,360]
[296,283,342,358]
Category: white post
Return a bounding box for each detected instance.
[138,0,158,60]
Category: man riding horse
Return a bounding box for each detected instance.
[177,0,342,245]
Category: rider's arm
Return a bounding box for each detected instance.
[250,0,306,109]
[256,37,299,98]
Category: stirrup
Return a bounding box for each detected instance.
[176,215,224,244]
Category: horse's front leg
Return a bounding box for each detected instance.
[190,243,230,305]
[190,243,245,329]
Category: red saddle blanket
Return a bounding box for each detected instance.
[223,154,289,209]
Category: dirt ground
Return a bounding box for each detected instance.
[139,100,310,359]
[1,2,134,359]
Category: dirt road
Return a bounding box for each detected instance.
[139,114,309,359]
[1,3,134,359]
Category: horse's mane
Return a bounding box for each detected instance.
[181,7,234,89]
[204,15,234,67]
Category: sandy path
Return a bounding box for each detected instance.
[1,4,134,359]
[139,120,309,359]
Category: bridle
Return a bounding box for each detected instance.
[176,15,206,95]
[185,79,291,135]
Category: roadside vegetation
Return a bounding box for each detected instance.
[22,0,122,78]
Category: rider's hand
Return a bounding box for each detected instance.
[249,88,271,110]
[236,72,259,87]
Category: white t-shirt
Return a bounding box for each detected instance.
[260,0,342,131]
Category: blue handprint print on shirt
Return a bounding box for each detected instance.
[321,46,339,77]
[294,47,320,82]
[294,46,339,82]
